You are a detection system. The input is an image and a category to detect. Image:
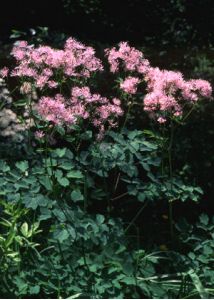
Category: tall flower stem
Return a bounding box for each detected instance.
[121,96,133,131]
[168,119,174,240]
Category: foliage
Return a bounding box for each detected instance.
[172,214,214,298]
[0,156,211,298]
[0,139,207,298]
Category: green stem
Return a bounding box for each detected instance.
[125,201,148,233]
[83,171,88,213]
[182,105,195,123]
[121,98,133,131]
[168,119,174,240]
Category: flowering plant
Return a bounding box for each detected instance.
[1,37,212,141]
[0,36,213,299]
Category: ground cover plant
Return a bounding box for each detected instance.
[0,37,213,298]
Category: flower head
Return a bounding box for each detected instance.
[120,77,140,94]
[0,67,9,78]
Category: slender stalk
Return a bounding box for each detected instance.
[113,172,121,193]
[121,97,133,131]
[182,105,195,123]
[83,171,88,213]
[125,201,148,233]
[168,119,174,239]
[166,106,195,240]
[111,191,129,201]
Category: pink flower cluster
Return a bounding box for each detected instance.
[36,86,123,136]
[105,42,212,122]
[37,94,76,125]
[144,67,212,118]
[10,38,103,90]
[120,77,140,94]
[105,42,150,73]
[1,37,212,130]
[71,86,123,137]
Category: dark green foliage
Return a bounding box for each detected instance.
[0,126,210,298]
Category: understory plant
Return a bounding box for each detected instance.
[0,37,213,298]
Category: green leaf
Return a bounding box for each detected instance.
[59,161,74,170]
[14,182,29,190]
[141,162,150,171]
[67,293,82,299]
[57,177,70,187]
[55,229,69,242]
[71,190,84,202]
[130,141,140,152]
[142,141,157,150]
[128,130,142,140]
[5,232,16,248]
[15,161,29,172]
[199,214,209,226]
[53,208,66,222]
[23,194,49,210]
[55,169,70,186]
[137,192,146,202]
[80,130,92,140]
[147,172,156,182]
[188,268,209,299]
[20,222,29,237]
[67,170,84,179]
[55,148,66,158]
[55,169,63,179]
[29,285,40,295]
[55,125,65,136]
[195,186,203,194]
[39,175,52,191]
[0,160,10,172]
[96,214,105,224]
[122,260,134,275]
[13,99,27,107]
[39,207,52,221]
[120,276,136,285]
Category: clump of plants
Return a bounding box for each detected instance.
[0,37,213,298]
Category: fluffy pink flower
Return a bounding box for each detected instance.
[36,86,123,135]
[182,79,212,101]
[9,37,103,91]
[36,75,49,89]
[35,130,45,138]
[71,86,91,100]
[105,42,149,73]
[48,80,58,88]
[157,117,166,124]
[11,65,37,78]
[145,67,184,93]
[174,111,182,117]
[37,95,76,125]
[144,91,181,114]
[42,68,53,77]
[0,67,9,78]
[120,76,140,94]
[11,41,29,60]
[112,98,121,106]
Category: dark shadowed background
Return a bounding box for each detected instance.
[0,0,214,46]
